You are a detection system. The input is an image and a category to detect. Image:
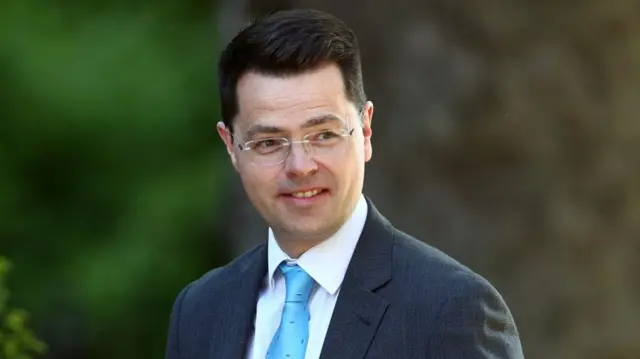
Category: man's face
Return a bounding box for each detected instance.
[217,63,373,248]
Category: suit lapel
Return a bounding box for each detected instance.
[319,198,393,359]
[208,245,267,359]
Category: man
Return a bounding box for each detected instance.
[165,8,524,359]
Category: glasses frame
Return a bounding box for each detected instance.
[228,111,362,166]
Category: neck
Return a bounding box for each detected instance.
[272,232,331,259]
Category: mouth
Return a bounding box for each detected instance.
[280,188,329,200]
[291,189,324,198]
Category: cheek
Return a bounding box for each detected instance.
[239,164,280,196]
[315,158,346,183]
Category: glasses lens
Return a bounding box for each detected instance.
[248,140,289,166]
[244,128,352,166]
[249,138,286,155]
[307,129,350,158]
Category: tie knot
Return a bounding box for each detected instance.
[279,263,314,303]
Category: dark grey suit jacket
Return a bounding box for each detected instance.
[165,198,525,358]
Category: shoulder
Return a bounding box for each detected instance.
[172,244,266,308]
[388,230,523,357]
[390,230,523,356]
[390,227,502,304]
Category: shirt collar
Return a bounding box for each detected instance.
[267,194,368,295]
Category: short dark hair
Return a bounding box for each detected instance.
[218,9,367,131]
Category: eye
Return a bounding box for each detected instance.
[251,138,285,154]
[312,130,340,141]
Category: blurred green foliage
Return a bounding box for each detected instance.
[0,257,47,359]
[0,0,232,358]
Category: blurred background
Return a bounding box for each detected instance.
[1,0,638,358]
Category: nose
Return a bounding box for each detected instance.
[283,143,318,178]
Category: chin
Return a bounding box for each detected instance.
[285,215,345,240]
[284,222,326,237]
[268,201,345,237]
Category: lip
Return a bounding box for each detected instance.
[278,188,330,207]
[280,187,328,196]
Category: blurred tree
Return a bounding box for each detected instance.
[0,257,47,359]
[0,0,232,358]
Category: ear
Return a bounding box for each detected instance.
[216,121,239,171]
[361,101,374,162]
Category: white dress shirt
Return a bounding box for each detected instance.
[246,194,368,359]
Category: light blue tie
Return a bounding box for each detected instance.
[266,263,315,359]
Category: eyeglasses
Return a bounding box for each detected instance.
[230,125,355,167]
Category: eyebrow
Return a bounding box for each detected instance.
[301,114,344,128]
[244,114,345,139]
[245,125,282,139]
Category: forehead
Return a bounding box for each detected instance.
[234,63,353,131]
